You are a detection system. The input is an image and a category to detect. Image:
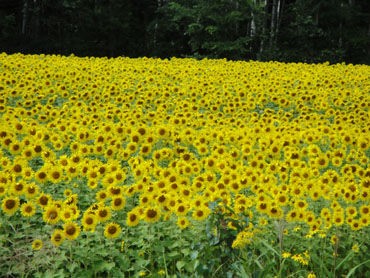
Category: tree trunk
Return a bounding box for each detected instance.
[250,0,256,37]
[275,0,284,46]
[21,0,28,35]
[259,0,268,54]
[269,0,277,48]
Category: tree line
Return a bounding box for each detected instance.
[0,0,369,64]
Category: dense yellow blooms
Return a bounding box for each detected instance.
[0,53,369,248]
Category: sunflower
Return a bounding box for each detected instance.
[176,216,190,229]
[175,203,189,216]
[81,213,98,231]
[140,143,152,157]
[360,216,369,228]
[360,205,369,216]
[256,201,269,214]
[59,155,70,170]
[24,183,39,199]
[107,185,123,196]
[60,207,75,222]
[126,209,140,227]
[37,193,52,208]
[294,200,308,211]
[20,202,37,217]
[332,211,344,226]
[96,206,112,223]
[350,219,361,231]
[0,183,7,197]
[42,204,60,225]
[64,194,78,206]
[126,142,138,154]
[315,154,329,169]
[88,180,98,189]
[192,205,211,221]
[286,209,300,222]
[276,193,289,206]
[65,166,78,179]
[63,222,81,240]
[345,206,358,218]
[156,194,168,207]
[1,196,20,216]
[48,167,63,183]
[102,174,118,188]
[63,189,73,197]
[10,181,25,196]
[35,168,48,183]
[267,206,283,219]
[50,229,65,247]
[31,239,43,251]
[143,207,161,223]
[104,222,122,239]
[114,170,126,184]
[96,190,109,202]
[111,196,126,211]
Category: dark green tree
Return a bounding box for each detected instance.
[149,0,266,60]
[0,0,369,63]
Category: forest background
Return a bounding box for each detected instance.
[0,0,369,64]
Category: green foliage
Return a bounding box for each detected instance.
[0,0,369,63]
[0,211,243,277]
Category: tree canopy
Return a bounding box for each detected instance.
[0,0,369,64]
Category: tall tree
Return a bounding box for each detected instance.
[149,0,266,60]
[1,0,369,63]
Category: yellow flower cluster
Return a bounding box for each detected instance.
[282,250,310,266]
[0,53,369,247]
[231,224,260,249]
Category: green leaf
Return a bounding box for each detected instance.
[67,262,79,273]
[261,240,280,256]
[190,250,199,260]
[176,260,186,271]
[181,248,191,256]
[336,251,354,271]
[167,251,180,258]
[95,261,115,273]
[346,260,370,278]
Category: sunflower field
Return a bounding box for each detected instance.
[0,53,369,277]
